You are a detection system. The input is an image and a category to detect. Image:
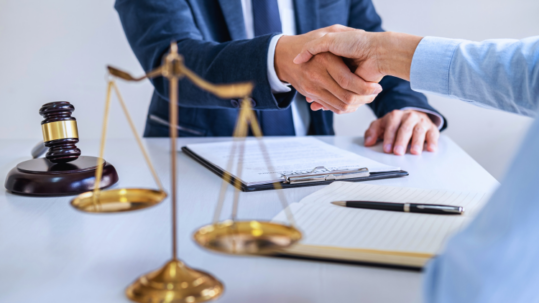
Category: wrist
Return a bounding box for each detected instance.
[377,32,423,81]
[374,32,392,77]
[267,34,292,93]
[275,35,293,83]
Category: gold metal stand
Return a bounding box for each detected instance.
[125,259,223,303]
[119,43,240,303]
[71,80,166,213]
[71,42,255,302]
[71,41,302,302]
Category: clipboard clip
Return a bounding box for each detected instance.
[283,166,370,184]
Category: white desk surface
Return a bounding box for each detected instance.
[0,136,498,303]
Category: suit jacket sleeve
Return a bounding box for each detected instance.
[348,0,447,130]
[114,0,295,110]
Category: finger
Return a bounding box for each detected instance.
[295,29,365,64]
[293,35,334,64]
[309,68,358,113]
[425,127,440,152]
[302,85,336,111]
[310,102,325,111]
[304,90,343,113]
[382,111,403,154]
[309,95,373,112]
[316,89,356,114]
[317,101,363,112]
[393,113,420,155]
[364,119,383,146]
[326,58,382,97]
[305,97,335,111]
[409,123,428,155]
[322,24,357,33]
[320,69,374,112]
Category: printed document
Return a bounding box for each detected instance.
[184,137,399,186]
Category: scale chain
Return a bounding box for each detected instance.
[92,81,114,212]
[213,97,296,227]
[111,82,164,192]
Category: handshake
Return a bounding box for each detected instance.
[275,25,420,114]
[275,25,437,156]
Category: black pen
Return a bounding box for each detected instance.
[331,201,464,215]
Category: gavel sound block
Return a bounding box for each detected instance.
[4,102,119,196]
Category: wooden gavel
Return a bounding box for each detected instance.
[32,102,81,163]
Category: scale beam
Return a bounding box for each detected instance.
[71,41,301,303]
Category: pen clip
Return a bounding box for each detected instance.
[283,166,370,184]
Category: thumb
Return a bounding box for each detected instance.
[293,35,333,64]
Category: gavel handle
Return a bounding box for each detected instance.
[31,141,48,159]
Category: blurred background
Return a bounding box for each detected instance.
[0,0,537,180]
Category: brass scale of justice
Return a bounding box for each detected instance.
[69,42,302,303]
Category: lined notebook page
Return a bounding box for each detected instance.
[274,182,489,254]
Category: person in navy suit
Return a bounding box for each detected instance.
[115,0,447,155]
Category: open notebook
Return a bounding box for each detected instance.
[272,182,490,268]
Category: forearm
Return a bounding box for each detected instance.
[411,36,539,116]
[153,36,295,110]
[115,0,295,110]
[375,32,423,81]
[376,33,539,116]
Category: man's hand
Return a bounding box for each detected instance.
[275,25,383,114]
[293,30,423,82]
[293,30,438,155]
[365,109,439,155]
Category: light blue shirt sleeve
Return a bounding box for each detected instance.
[410,37,539,303]
[411,36,539,116]
[424,116,539,303]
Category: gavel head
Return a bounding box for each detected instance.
[40,102,81,163]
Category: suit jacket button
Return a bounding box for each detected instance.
[230,99,239,108]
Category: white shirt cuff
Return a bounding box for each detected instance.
[267,34,292,93]
[401,107,445,130]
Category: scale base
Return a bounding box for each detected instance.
[4,156,118,196]
[126,259,224,303]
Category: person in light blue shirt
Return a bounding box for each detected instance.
[293,31,539,302]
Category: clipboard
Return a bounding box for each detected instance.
[182,146,408,192]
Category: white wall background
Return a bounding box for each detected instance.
[0,0,537,180]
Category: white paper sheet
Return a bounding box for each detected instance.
[185,137,399,186]
[273,182,488,254]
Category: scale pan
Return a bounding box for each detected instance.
[71,188,166,213]
[194,220,302,255]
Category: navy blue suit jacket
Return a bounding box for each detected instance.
[115,0,447,137]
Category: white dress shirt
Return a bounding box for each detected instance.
[241,0,310,136]
[241,0,443,135]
